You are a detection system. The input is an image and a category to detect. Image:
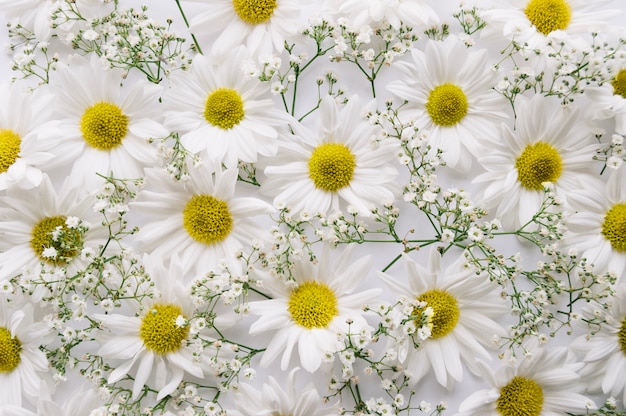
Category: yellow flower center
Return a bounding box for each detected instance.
[308,143,356,192]
[612,69,626,99]
[0,327,21,373]
[426,83,468,127]
[183,194,233,246]
[204,88,245,130]
[619,317,626,355]
[416,289,460,339]
[80,102,129,150]
[602,203,626,253]
[524,0,572,35]
[232,0,277,24]
[0,129,21,173]
[496,376,544,416]
[515,141,563,190]
[30,215,83,265]
[140,304,189,355]
[287,281,339,329]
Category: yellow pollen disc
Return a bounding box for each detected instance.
[30,215,83,265]
[183,194,233,246]
[0,129,21,173]
[602,203,626,253]
[416,289,460,339]
[140,304,189,354]
[232,0,277,24]
[515,141,563,190]
[287,281,339,329]
[619,317,626,355]
[612,69,626,99]
[308,143,356,192]
[524,0,572,35]
[204,88,245,129]
[426,83,469,127]
[0,327,21,373]
[496,376,544,416]
[80,102,129,150]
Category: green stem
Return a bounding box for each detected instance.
[174,0,203,54]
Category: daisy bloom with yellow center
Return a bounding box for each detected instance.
[93,254,207,401]
[0,174,106,286]
[248,245,380,373]
[473,94,600,230]
[132,165,273,277]
[378,248,507,389]
[481,0,615,48]
[39,55,168,188]
[164,48,288,169]
[0,296,50,407]
[572,284,626,406]
[327,0,438,30]
[565,172,626,276]
[458,339,591,416]
[183,0,300,57]
[0,82,55,191]
[386,37,507,172]
[262,95,398,217]
[586,65,626,135]
[231,367,339,416]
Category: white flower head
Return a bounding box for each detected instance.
[0,296,50,407]
[387,37,508,172]
[459,339,591,415]
[248,245,380,373]
[133,165,274,277]
[93,254,210,401]
[184,0,302,58]
[473,94,601,230]
[378,247,507,388]
[0,83,56,191]
[481,0,617,50]
[0,175,107,290]
[262,95,399,217]
[565,171,626,275]
[39,55,168,188]
[164,48,289,169]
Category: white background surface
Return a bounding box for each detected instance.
[0,0,625,414]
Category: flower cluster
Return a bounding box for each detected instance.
[0,0,626,415]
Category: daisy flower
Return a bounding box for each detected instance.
[0,83,55,191]
[183,0,301,58]
[132,166,273,276]
[0,174,106,286]
[93,254,206,401]
[386,37,507,171]
[586,64,626,135]
[163,49,287,169]
[458,339,590,416]
[564,171,626,275]
[0,296,50,407]
[327,0,438,29]
[230,368,338,416]
[378,248,507,389]
[262,95,398,216]
[40,55,167,188]
[248,245,380,373]
[481,0,615,48]
[572,284,626,406]
[473,94,600,230]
